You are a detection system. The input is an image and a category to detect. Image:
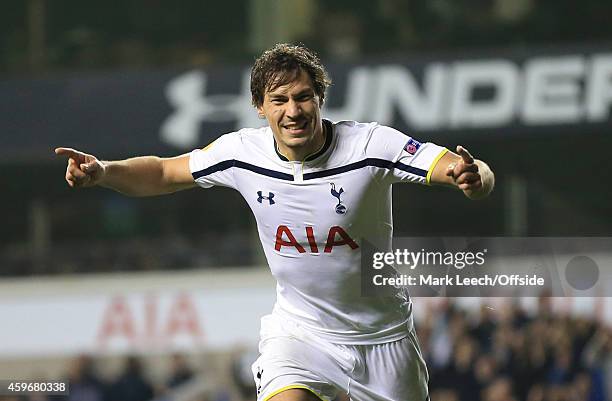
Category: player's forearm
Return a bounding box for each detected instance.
[100,157,184,196]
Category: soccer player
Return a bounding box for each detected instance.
[56,44,494,401]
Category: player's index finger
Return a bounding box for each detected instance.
[54,147,79,158]
[456,145,474,164]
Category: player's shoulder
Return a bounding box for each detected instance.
[332,120,396,149]
[203,126,270,154]
[332,120,404,143]
[332,120,380,137]
[331,120,423,161]
[323,120,379,161]
[221,126,268,143]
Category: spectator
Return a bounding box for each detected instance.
[65,355,107,401]
[166,354,195,389]
[107,356,154,401]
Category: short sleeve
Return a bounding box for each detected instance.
[364,124,448,185]
[189,133,238,189]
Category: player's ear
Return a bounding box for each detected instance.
[256,105,265,119]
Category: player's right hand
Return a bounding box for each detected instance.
[55,147,106,188]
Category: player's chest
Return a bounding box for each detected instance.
[238,169,373,225]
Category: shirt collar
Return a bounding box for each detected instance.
[274,119,333,162]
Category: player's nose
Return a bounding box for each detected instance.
[285,99,302,118]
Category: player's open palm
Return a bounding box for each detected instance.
[55,147,105,188]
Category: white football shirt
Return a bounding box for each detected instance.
[190,120,447,344]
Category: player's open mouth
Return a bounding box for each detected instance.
[283,121,308,134]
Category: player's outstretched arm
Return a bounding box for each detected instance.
[54,147,196,196]
[429,145,494,200]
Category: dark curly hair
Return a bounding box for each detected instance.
[250,43,332,108]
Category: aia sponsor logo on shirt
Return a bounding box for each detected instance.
[274,225,359,253]
[404,138,422,155]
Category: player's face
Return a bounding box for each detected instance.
[257,69,324,160]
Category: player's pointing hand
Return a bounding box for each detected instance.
[456,145,474,164]
[55,147,105,188]
[446,145,484,197]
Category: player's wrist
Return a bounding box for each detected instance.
[95,160,112,187]
[464,162,494,200]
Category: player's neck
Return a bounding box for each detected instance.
[277,122,327,162]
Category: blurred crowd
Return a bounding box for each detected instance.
[1,233,256,277]
[0,354,204,401]
[1,187,261,277]
[421,300,612,401]
[1,299,610,401]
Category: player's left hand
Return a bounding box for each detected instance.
[446,145,483,198]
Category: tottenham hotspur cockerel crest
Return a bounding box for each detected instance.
[330,183,347,215]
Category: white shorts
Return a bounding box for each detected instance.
[251,313,429,401]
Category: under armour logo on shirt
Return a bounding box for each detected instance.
[257,191,275,205]
[256,367,264,394]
